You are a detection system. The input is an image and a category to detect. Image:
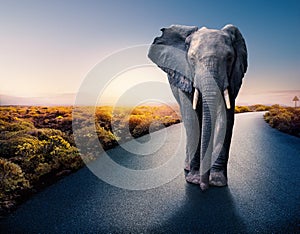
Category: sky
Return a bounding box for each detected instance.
[0,0,299,106]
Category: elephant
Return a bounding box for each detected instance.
[148,24,248,190]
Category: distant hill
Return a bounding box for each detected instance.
[0,93,178,107]
[0,94,76,106]
[236,89,300,107]
[1,88,299,107]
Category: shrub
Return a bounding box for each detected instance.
[249,104,271,112]
[0,135,39,159]
[0,158,30,193]
[52,146,83,171]
[235,106,251,113]
[264,106,300,137]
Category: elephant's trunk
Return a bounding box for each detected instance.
[195,75,220,191]
[200,92,217,190]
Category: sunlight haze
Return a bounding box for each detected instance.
[0,0,299,106]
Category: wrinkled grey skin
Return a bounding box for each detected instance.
[148,24,248,190]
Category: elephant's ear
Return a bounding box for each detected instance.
[222,24,248,99]
[148,25,198,93]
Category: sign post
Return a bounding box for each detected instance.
[292,96,299,108]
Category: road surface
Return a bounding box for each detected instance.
[0,112,299,233]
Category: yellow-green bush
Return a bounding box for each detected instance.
[0,134,39,159]
[264,106,300,137]
[235,106,251,113]
[0,158,30,193]
[250,104,271,112]
[235,104,270,113]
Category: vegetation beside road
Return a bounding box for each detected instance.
[0,105,180,216]
[264,105,300,137]
[235,104,300,137]
[234,104,271,113]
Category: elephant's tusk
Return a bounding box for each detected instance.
[192,89,199,110]
[224,89,231,109]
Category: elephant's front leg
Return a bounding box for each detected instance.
[182,99,202,185]
[170,85,201,180]
[210,98,235,186]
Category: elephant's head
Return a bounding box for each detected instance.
[148,24,247,189]
[148,24,247,108]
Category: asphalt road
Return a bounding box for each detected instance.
[1,112,299,233]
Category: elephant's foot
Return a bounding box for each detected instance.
[200,173,209,191]
[209,171,227,187]
[185,170,200,184]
